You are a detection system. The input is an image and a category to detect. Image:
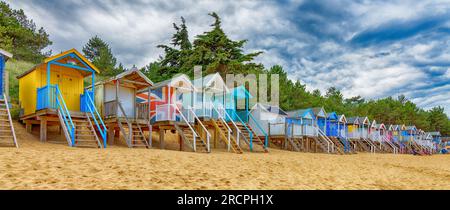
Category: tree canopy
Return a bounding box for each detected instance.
[144,12,264,82]
[0,1,52,63]
[82,35,123,77]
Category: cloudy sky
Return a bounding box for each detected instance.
[7,0,450,115]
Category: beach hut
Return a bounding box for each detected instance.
[90,67,153,148]
[17,49,106,148]
[137,74,211,153]
[249,103,287,145]
[326,112,339,137]
[404,125,417,141]
[346,116,374,152]
[0,49,17,148]
[191,73,230,118]
[337,114,347,139]
[429,131,441,144]
[285,108,339,154]
[326,112,350,153]
[286,108,316,137]
[312,107,327,134]
[226,85,268,152]
[346,117,361,139]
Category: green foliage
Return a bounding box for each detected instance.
[146,13,264,82]
[82,35,122,77]
[0,1,52,63]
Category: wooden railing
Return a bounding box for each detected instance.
[136,103,149,120]
[104,100,118,118]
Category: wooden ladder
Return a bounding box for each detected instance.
[0,96,18,148]
[211,119,242,154]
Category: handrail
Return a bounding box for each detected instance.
[55,85,75,146]
[4,93,18,148]
[248,112,269,148]
[317,126,334,153]
[172,104,199,151]
[188,107,211,152]
[84,90,107,147]
[227,109,250,148]
[210,104,232,151]
[382,135,398,154]
[117,101,133,146]
[215,104,244,146]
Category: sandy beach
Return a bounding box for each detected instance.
[0,122,449,190]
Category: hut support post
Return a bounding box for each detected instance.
[40,117,47,142]
[107,123,115,145]
[91,72,95,103]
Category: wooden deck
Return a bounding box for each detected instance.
[19,108,88,143]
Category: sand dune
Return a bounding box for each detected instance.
[0,122,449,190]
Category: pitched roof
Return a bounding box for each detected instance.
[311,107,327,118]
[151,74,196,92]
[17,48,100,79]
[346,117,360,124]
[428,131,441,136]
[44,48,100,73]
[327,112,338,120]
[192,73,229,93]
[253,103,287,116]
[93,67,153,90]
[338,114,347,123]
[287,108,314,119]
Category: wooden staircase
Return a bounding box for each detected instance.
[286,136,302,152]
[0,97,17,148]
[118,121,150,148]
[211,119,242,154]
[174,123,208,153]
[71,114,102,148]
[329,137,346,154]
[234,123,268,152]
[361,137,377,153]
[355,139,370,152]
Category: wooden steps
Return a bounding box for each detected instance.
[72,114,102,148]
[174,123,208,153]
[234,123,268,152]
[329,137,346,154]
[118,122,150,148]
[286,136,302,152]
[211,119,242,154]
[0,97,18,148]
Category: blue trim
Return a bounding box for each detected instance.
[82,89,107,148]
[248,112,269,148]
[0,56,4,97]
[231,110,254,151]
[50,61,93,72]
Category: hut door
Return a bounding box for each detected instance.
[117,86,135,118]
[61,74,80,111]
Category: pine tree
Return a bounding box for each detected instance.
[82,36,119,76]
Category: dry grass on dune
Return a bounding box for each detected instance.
[0,121,449,190]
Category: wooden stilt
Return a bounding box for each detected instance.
[159,128,165,149]
[177,132,182,151]
[107,124,115,145]
[26,123,32,133]
[40,117,47,142]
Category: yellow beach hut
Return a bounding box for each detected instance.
[17,49,107,148]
